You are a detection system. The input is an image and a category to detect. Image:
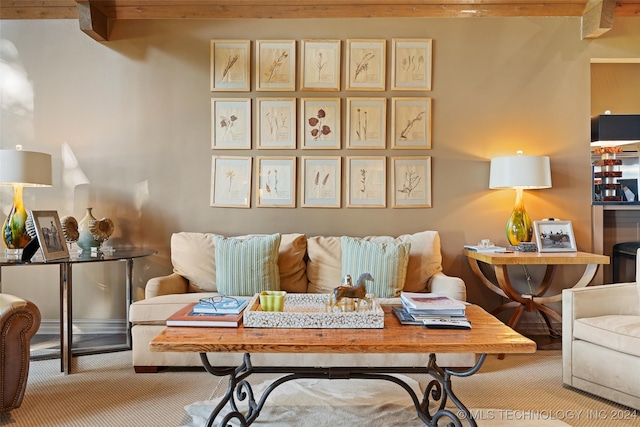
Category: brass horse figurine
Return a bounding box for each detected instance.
[331,273,374,310]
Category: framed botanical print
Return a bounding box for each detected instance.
[256,156,296,208]
[210,156,252,208]
[391,97,432,149]
[256,40,296,91]
[391,38,432,91]
[211,98,251,149]
[300,39,341,91]
[391,156,432,208]
[346,39,386,91]
[210,40,250,92]
[346,156,386,208]
[300,156,341,208]
[256,98,296,149]
[346,97,386,149]
[31,210,69,260]
[300,98,341,149]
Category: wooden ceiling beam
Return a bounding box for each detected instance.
[77,1,111,41]
[582,0,616,39]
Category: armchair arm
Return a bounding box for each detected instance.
[144,273,189,299]
[428,272,467,301]
[562,282,639,321]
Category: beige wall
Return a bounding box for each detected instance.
[1,17,639,331]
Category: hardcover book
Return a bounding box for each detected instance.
[400,292,467,316]
[166,303,243,327]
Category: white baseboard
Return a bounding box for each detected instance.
[37,319,127,335]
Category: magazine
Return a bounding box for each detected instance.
[166,303,243,327]
[192,297,250,314]
[422,317,471,330]
[400,292,466,316]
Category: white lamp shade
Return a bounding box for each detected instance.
[0,149,52,186]
[489,154,552,190]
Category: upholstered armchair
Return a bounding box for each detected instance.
[1,293,41,413]
[562,249,640,410]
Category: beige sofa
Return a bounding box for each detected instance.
[130,231,474,372]
[562,249,640,410]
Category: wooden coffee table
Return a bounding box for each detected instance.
[150,304,535,427]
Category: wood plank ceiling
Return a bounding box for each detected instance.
[1,0,639,41]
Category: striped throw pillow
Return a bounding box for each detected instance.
[341,236,411,298]
[214,233,281,296]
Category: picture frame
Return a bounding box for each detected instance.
[391,97,432,149]
[300,39,341,91]
[346,97,386,149]
[300,98,341,149]
[210,156,252,208]
[534,220,577,253]
[256,40,296,91]
[211,98,251,149]
[391,38,432,91]
[210,40,251,92]
[346,156,386,208]
[31,210,69,260]
[391,156,432,208]
[256,98,296,149]
[346,39,386,91]
[300,156,341,208]
[256,156,296,208]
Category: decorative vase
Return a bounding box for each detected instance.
[76,208,102,250]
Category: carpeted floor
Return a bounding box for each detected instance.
[1,350,637,427]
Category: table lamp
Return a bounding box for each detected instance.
[489,151,552,246]
[0,147,52,254]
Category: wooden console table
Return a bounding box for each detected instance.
[151,304,535,427]
[463,250,609,336]
[0,247,157,374]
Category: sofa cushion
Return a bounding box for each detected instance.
[573,315,640,358]
[171,232,308,293]
[214,233,281,296]
[307,231,442,294]
[340,237,410,298]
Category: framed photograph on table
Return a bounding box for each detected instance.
[346,39,386,91]
[346,97,386,149]
[210,40,250,92]
[210,156,252,208]
[346,156,386,208]
[300,156,341,208]
[300,98,341,149]
[31,210,69,260]
[211,98,251,149]
[534,220,577,252]
[256,98,296,149]
[391,156,432,208]
[300,39,341,91]
[256,156,296,208]
[391,97,432,149]
[391,38,432,91]
[256,40,296,91]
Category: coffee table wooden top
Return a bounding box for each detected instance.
[150,304,536,355]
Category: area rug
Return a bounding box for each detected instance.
[182,375,571,427]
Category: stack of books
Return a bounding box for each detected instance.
[166,297,250,327]
[395,292,471,329]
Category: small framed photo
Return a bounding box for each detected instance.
[534,220,577,253]
[210,40,250,92]
[256,98,296,149]
[210,156,252,208]
[300,156,341,208]
[391,156,432,208]
[300,39,341,91]
[31,210,69,260]
[300,98,341,149]
[346,97,386,149]
[346,156,386,208]
[211,98,251,149]
[391,38,432,91]
[256,40,296,91]
[391,97,432,149]
[256,156,296,208]
[346,39,386,91]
